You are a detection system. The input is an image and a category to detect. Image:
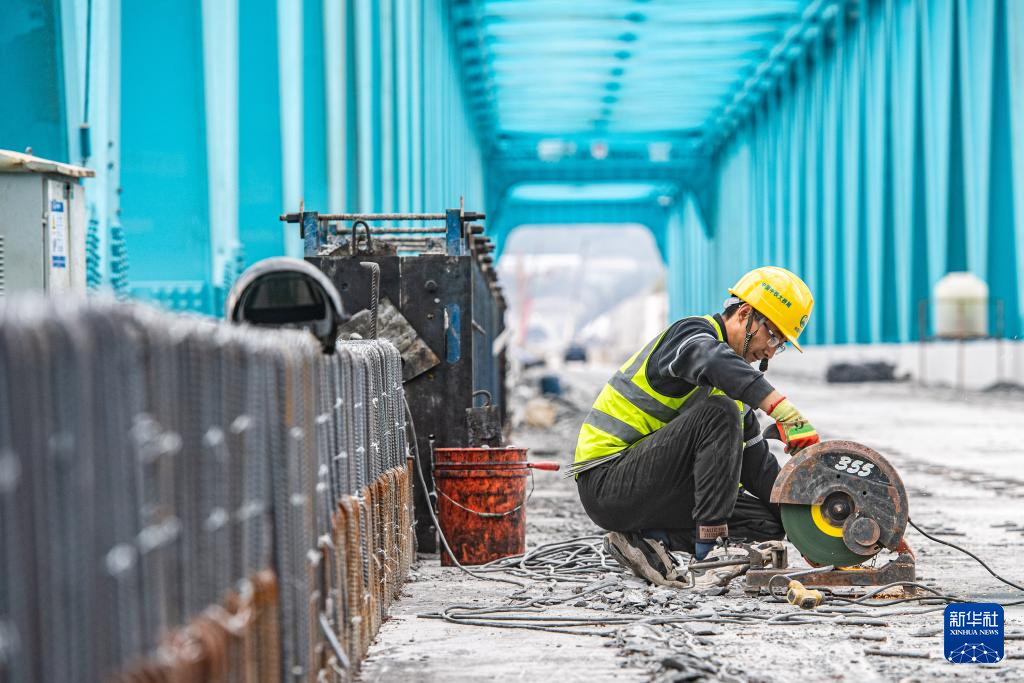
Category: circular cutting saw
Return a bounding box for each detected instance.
[770,440,909,567]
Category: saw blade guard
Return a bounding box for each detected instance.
[770,440,909,563]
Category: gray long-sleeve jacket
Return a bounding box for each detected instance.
[647,314,780,524]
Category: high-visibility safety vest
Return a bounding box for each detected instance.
[574,315,744,465]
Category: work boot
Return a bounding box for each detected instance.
[603,532,692,589]
[688,545,751,595]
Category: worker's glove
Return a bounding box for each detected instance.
[767,397,820,454]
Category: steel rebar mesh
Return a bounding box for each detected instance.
[0,297,413,683]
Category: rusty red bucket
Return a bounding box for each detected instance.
[433,447,557,566]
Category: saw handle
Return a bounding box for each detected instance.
[526,461,560,471]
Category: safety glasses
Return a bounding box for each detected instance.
[762,320,788,354]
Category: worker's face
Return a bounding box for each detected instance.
[736,307,787,363]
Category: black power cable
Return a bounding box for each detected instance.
[766,518,1024,610]
[908,517,1024,596]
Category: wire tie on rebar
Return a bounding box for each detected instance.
[229,414,252,434]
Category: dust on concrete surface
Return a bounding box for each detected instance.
[359,368,1024,682]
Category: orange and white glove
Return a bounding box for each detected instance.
[767,397,820,454]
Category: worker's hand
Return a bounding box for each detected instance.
[767,397,820,454]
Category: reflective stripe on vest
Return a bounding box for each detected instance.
[574,314,743,464]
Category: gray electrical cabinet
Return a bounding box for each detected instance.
[0,150,94,295]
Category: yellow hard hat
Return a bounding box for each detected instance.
[728,266,814,351]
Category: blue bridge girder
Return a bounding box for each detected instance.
[2,0,485,314]
[3,0,1023,343]
[463,0,1024,344]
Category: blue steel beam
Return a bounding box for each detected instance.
[239,0,286,266]
[121,0,211,312]
[324,0,348,212]
[453,0,812,142]
[201,0,241,301]
[10,0,488,314]
[379,0,395,213]
[987,0,1019,338]
[1,0,68,161]
[705,0,843,152]
[354,0,377,211]
[277,0,303,257]
[493,123,710,136]
[662,0,1023,343]
[303,0,328,213]
[409,0,423,211]
[468,7,806,26]
[394,0,411,212]
[488,161,694,199]
[482,50,775,64]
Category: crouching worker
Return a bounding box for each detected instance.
[572,267,819,589]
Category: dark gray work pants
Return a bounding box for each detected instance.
[576,395,783,554]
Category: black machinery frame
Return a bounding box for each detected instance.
[283,207,507,551]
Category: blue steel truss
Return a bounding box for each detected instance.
[3,0,1023,341]
[2,0,484,315]
[462,0,1024,343]
[662,0,1024,343]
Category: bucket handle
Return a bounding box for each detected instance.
[434,461,560,469]
[435,472,535,518]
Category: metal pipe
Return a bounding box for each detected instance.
[369,239,445,250]
[319,613,350,669]
[280,211,484,222]
[686,558,751,570]
[350,227,447,234]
